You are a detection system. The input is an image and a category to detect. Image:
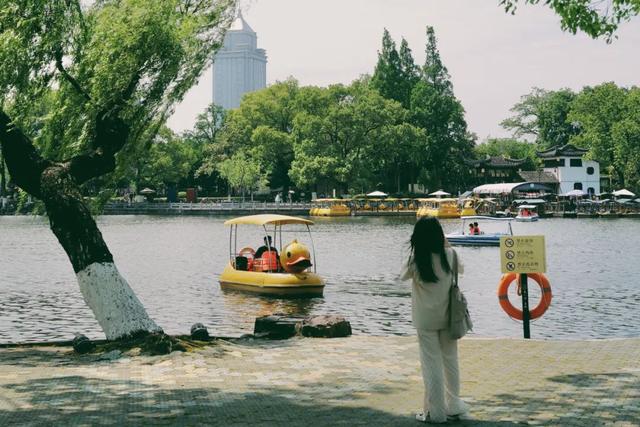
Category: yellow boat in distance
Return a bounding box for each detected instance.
[219,214,324,297]
[460,198,478,217]
[416,198,461,219]
[309,198,351,217]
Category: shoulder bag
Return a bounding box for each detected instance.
[448,250,473,339]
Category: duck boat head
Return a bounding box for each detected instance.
[280,239,312,274]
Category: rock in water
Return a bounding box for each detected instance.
[72,334,94,354]
[190,323,210,341]
[254,314,301,339]
[298,315,352,338]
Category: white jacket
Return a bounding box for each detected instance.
[401,248,463,331]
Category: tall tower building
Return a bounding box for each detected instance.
[212,13,267,109]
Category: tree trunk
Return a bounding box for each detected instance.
[0,147,6,196]
[0,110,161,341]
[41,167,161,340]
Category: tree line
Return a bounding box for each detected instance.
[117,26,475,198]
[490,83,640,191]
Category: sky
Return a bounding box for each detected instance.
[167,0,640,141]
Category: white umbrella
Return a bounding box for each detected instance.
[429,190,451,197]
[564,189,586,197]
[366,191,388,197]
[139,188,156,195]
[612,189,635,198]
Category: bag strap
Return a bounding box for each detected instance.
[451,249,458,288]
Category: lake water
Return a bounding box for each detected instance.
[1,215,639,343]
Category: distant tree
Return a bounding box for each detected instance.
[290,83,421,193]
[0,0,237,341]
[398,38,421,109]
[410,26,474,191]
[205,79,299,191]
[138,127,198,190]
[217,152,265,201]
[501,88,578,148]
[501,0,640,41]
[474,138,539,169]
[568,82,630,186]
[371,29,405,107]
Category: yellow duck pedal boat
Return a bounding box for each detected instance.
[219,214,325,297]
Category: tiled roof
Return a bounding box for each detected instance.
[536,144,588,158]
[465,156,527,168]
[518,171,558,183]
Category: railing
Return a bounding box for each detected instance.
[104,201,312,211]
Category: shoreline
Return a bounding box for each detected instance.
[2,333,640,348]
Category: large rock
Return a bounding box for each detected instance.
[72,334,94,354]
[253,314,303,339]
[298,315,352,338]
[190,323,210,341]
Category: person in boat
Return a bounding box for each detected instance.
[468,223,475,235]
[254,236,281,272]
[255,236,279,259]
[401,217,469,423]
[473,222,481,235]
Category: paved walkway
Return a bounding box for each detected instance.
[0,336,638,426]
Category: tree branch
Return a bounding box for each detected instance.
[0,110,52,198]
[55,49,91,102]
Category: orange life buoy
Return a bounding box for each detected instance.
[239,247,255,258]
[497,273,552,320]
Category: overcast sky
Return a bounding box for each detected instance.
[167,0,640,141]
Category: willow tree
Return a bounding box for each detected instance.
[0,0,236,341]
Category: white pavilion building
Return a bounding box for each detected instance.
[212,13,267,109]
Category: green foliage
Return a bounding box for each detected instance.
[290,83,422,192]
[474,138,539,169]
[408,27,475,190]
[88,189,116,216]
[217,151,265,198]
[568,82,639,188]
[0,0,237,163]
[501,0,640,41]
[141,127,198,187]
[503,82,640,191]
[501,88,578,148]
[371,29,406,108]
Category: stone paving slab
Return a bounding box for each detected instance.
[0,336,639,426]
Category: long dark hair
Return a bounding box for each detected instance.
[409,217,451,283]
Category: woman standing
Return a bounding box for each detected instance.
[401,217,469,423]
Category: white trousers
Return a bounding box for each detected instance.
[417,329,468,422]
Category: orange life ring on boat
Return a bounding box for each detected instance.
[239,247,255,258]
[497,273,552,320]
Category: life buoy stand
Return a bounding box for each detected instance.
[497,273,552,320]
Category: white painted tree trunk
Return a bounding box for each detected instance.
[76,262,161,340]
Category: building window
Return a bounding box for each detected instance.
[570,158,582,167]
[587,166,594,175]
[558,159,565,167]
[588,187,595,195]
[574,182,583,190]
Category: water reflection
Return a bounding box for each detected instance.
[220,290,321,318]
[1,215,640,343]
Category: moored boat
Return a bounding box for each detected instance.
[309,198,351,217]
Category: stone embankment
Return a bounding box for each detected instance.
[1,336,638,426]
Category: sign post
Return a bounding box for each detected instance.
[500,235,546,339]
